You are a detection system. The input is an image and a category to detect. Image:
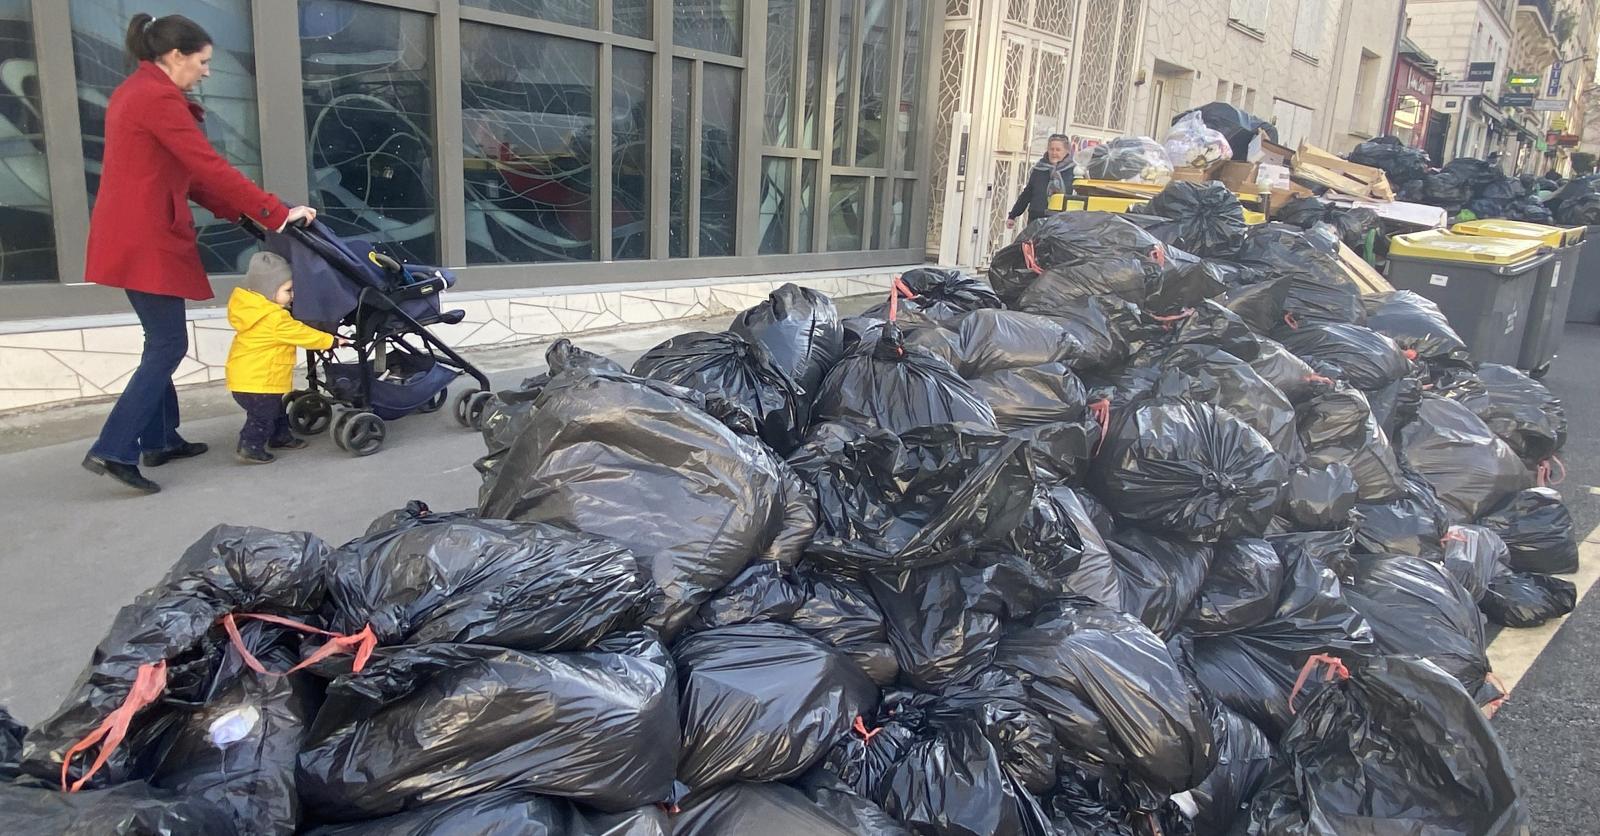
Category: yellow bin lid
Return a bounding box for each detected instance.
[1389,229,1545,266]
[1452,219,1584,248]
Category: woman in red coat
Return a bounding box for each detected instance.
[83,14,316,494]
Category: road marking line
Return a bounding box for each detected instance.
[1486,526,1600,695]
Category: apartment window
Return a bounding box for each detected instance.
[1245,87,1257,112]
[1231,83,1245,107]
[1292,0,1325,60]
[1351,49,1381,136]
[1216,79,1230,101]
[1229,0,1268,35]
[1272,98,1315,149]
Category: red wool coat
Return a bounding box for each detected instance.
[84,61,289,301]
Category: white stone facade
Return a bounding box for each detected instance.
[0,268,905,414]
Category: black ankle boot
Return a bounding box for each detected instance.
[142,441,210,467]
[82,454,161,494]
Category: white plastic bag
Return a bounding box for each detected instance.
[1163,112,1232,169]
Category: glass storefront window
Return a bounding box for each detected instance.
[763,0,796,147]
[890,178,912,247]
[73,0,261,274]
[461,23,597,264]
[758,157,792,254]
[613,48,651,260]
[855,0,889,167]
[801,0,823,149]
[668,58,690,258]
[896,0,922,168]
[613,0,650,39]
[831,4,854,165]
[301,0,437,265]
[463,0,595,29]
[699,64,740,257]
[674,0,741,56]
[828,175,867,251]
[0,0,56,284]
[798,158,817,253]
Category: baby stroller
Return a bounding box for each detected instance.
[244,218,493,456]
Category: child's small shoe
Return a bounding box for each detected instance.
[269,436,309,450]
[237,445,275,465]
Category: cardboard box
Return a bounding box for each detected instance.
[1219,161,1263,194]
[1267,184,1315,218]
[1168,160,1223,183]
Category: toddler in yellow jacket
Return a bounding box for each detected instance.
[225,252,344,463]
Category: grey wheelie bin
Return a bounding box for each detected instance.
[1386,230,1551,368]
[1453,219,1585,378]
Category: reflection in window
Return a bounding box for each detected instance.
[668,59,690,258]
[301,0,437,265]
[802,0,823,149]
[832,4,854,165]
[700,64,740,257]
[890,179,912,248]
[462,0,594,28]
[856,0,889,167]
[870,177,883,249]
[758,157,792,254]
[897,0,923,168]
[798,159,817,253]
[613,48,651,259]
[764,0,796,147]
[828,175,867,251]
[613,0,650,38]
[461,23,596,265]
[0,0,55,283]
[73,0,260,274]
[674,0,741,55]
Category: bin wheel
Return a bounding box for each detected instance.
[420,387,449,414]
[338,412,386,457]
[286,392,333,436]
[1529,362,1550,380]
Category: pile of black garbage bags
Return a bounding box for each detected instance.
[1351,136,1553,222]
[3,201,1580,834]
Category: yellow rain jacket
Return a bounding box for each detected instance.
[224,288,335,394]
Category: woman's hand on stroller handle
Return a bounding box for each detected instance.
[277,205,317,233]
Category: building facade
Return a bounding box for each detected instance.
[1,0,942,410]
[1387,39,1442,157]
[1407,0,1517,162]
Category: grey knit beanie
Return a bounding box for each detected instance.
[242,252,293,299]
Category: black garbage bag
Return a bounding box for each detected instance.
[1481,569,1578,628]
[1399,396,1531,522]
[1447,363,1566,468]
[794,771,914,836]
[1235,225,1366,327]
[1443,156,1501,187]
[868,560,1024,691]
[297,632,677,820]
[1153,344,1302,461]
[1219,275,1291,334]
[1186,698,1275,834]
[479,370,815,638]
[989,213,1166,311]
[1244,655,1527,835]
[1106,528,1214,639]
[1345,554,1498,704]
[0,706,22,777]
[675,782,880,836]
[1365,369,1425,438]
[304,792,671,836]
[675,623,877,791]
[1556,190,1600,225]
[969,363,1088,431]
[1478,486,1579,574]
[1175,102,1277,160]
[1140,248,1232,315]
[1250,338,1322,402]
[1400,171,1473,210]
[1161,299,1263,361]
[1297,385,1405,502]
[476,339,626,481]
[813,324,997,434]
[0,780,240,836]
[1351,466,1450,559]
[1090,397,1288,542]
[325,516,652,652]
[1144,181,1248,257]
[1273,198,1383,254]
[1507,199,1554,223]
[729,282,844,398]
[860,267,1002,327]
[1443,524,1509,604]
[790,423,1056,573]
[1055,489,1124,608]
[1049,295,1140,373]
[632,330,806,454]
[21,526,331,788]
[1277,323,1409,392]
[1362,290,1473,368]
[1190,531,1371,739]
[949,308,1080,375]
[996,599,1213,798]
[1282,463,1360,530]
[1075,136,1172,181]
[1183,538,1285,636]
[1347,137,1428,186]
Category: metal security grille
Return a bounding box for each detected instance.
[927,26,968,251]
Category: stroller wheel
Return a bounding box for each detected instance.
[454,389,494,429]
[338,412,386,457]
[420,387,449,414]
[286,393,333,435]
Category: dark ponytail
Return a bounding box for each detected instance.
[124,13,212,68]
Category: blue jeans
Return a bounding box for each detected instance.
[89,290,189,464]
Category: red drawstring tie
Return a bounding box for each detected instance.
[1483,671,1510,718]
[1021,241,1044,274]
[892,276,919,300]
[60,660,168,792]
[852,715,882,743]
[1304,373,1335,387]
[1150,308,1194,331]
[221,613,377,677]
[1537,456,1566,487]
[1441,528,1470,546]
[1149,245,1167,268]
[1288,653,1350,715]
[1088,398,1112,455]
[1282,312,1300,330]
[659,802,682,814]
[1403,348,1419,361]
